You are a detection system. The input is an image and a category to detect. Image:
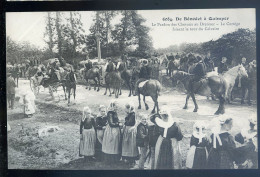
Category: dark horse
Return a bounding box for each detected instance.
[64,70,77,105]
[172,71,226,114]
[117,61,138,97]
[104,71,122,98]
[84,67,101,91]
[136,79,161,114]
[172,65,248,114]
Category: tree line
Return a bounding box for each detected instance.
[156,28,256,66]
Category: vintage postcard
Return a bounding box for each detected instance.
[6,9,257,170]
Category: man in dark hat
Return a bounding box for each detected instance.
[218,57,228,75]
[85,59,93,72]
[134,59,152,95]
[7,73,16,109]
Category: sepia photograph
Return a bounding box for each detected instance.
[6,8,257,170]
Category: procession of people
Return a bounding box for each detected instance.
[6,52,257,170]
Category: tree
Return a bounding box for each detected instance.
[112,10,137,55]
[55,12,63,61]
[43,12,55,57]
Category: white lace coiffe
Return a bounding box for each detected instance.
[155,117,175,138]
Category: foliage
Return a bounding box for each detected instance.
[155,28,256,66]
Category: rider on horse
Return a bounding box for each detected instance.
[189,57,206,91]
[218,57,228,75]
[85,59,93,72]
[106,58,115,73]
[49,59,61,82]
[134,59,152,95]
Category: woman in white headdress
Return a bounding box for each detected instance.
[79,106,96,162]
[234,115,258,169]
[121,102,139,167]
[102,100,121,165]
[186,121,210,169]
[207,116,236,169]
[150,106,183,169]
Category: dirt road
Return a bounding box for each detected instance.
[7,79,257,169]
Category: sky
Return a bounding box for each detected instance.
[6,8,255,49]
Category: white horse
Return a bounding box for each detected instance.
[222,64,248,103]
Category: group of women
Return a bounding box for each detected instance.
[79,100,258,169]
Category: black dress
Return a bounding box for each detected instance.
[102,111,121,164]
[95,115,108,161]
[207,132,236,169]
[187,135,210,169]
[122,112,138,160]
[150,114,183,169]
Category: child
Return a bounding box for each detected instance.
[122,102,139,168]
[186,121,210,169]
[79,106,96,162]
[95,105,108,161]
[136,113,149,169]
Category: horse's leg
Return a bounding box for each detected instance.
[67,88,71,105]
[73,85,76,101]
[63,85,67,100]
[190,93,198,112]
[228,86,233,104]
[215,95,225,115]
[104,84,107,95]
[108,85,112,97]
[151,96,157,113]
[143,96,149,110]
[93,78,97,91]
[85,79,88,89]
[97,76,100,92]
[241,86,246,104]
[247,86,252,105]
[138,93,141,109]
[127,81,131,97]
[183,94,190,109]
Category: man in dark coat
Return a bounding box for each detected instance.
[189,58,206,91]
[7,73,16,109]
[134,59,152,95]
[218,57,228,74]
[85,59,93,71]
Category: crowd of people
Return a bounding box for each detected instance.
[78,100,258,169]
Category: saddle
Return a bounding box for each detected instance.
[138,80,149,88]
[190,77,208,93]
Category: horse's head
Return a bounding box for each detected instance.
[238,64,248,78]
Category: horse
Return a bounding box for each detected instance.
[104,71,122,98]
[231,65,256,105]
[64,70,77,105]
[84,67,101,91]
[136,79,161,113]
[31,67,68,100]
[172,64,248,114]
[116,61,139,97]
